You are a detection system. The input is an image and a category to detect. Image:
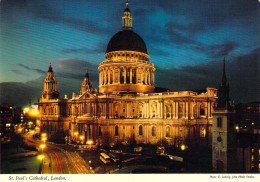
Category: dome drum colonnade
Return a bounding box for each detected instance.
[99,51,155,93]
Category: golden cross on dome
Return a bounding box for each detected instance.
[126,0,129,8]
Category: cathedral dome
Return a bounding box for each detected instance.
[106,30,148,54]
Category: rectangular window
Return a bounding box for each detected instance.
[217,118,222,128]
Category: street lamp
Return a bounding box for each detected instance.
[87,140,93,145]
[181,144,186,151]
[38,154,45,173]
[80,135,85,144]
[41,137,47,143]
[74,132,79,143]
[40,144,46,153]
[89,160,92,170]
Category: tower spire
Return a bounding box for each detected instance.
[218,55,230,108]
[122,0,133,31]
[222,56,227,85]
[85,69,89,78]
[81,69,93,94]
[48,62,53,72]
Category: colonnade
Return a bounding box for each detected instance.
[99,66,154,86]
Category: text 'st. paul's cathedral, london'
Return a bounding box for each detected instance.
[39,1,218,148]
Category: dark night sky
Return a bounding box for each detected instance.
[0,0,259,107]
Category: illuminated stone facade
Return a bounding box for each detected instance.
[39,2,218,148]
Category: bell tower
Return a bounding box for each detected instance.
[80,70,93,94]
[212,56,236,172]
[42,63,59,100]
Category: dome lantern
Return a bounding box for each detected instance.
[122,0,133,31]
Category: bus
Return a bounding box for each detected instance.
[100,153,112,164]
[108,153,120,163]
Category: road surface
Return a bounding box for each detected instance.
[24,132,91,174]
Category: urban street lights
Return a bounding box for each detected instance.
[181,144,186,151]
[38,155,45,174]
[40,144,46,153]
[74,132,79,143]
[80,135,85,145]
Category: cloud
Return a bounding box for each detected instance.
[148,46,170,57]
[155,47,260,103]
[54,58,99,83]
[0,0,109,35]
[60,41,107,54]
[165,22,200,45]
[0,82,40,107]
[17,64,45,74]
[193,41,239,58]
[148,0,259,31]
[11,69,30,76]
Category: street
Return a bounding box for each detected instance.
[24,132,91,174]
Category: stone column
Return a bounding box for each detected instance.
[145,69,147,85]
[124,67,126,84]
[171,102,174,119]
[176,102,179,119]
[108,68,110,84]
[99,71,101,86]
[191,101,194,119]
[186,101,189,119]
[152,71,154,85]
[150,102,152,118]
[160,101,163,118]
[118,68,120,84]
[141,69,143,84]
[164,105,166,119]
[101,70,104,85]
[112,68,115,84]
[148,70,151,85]
[130,68,132,84]
[105,69,108,85]
[102,70,104,85]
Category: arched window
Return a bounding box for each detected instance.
[99,126,102,136]
[115,126,119,136]
[139,125,143,136]
[152,126,156,136]
[166,126,170,137]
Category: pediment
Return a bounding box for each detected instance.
[78,91,96,100]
